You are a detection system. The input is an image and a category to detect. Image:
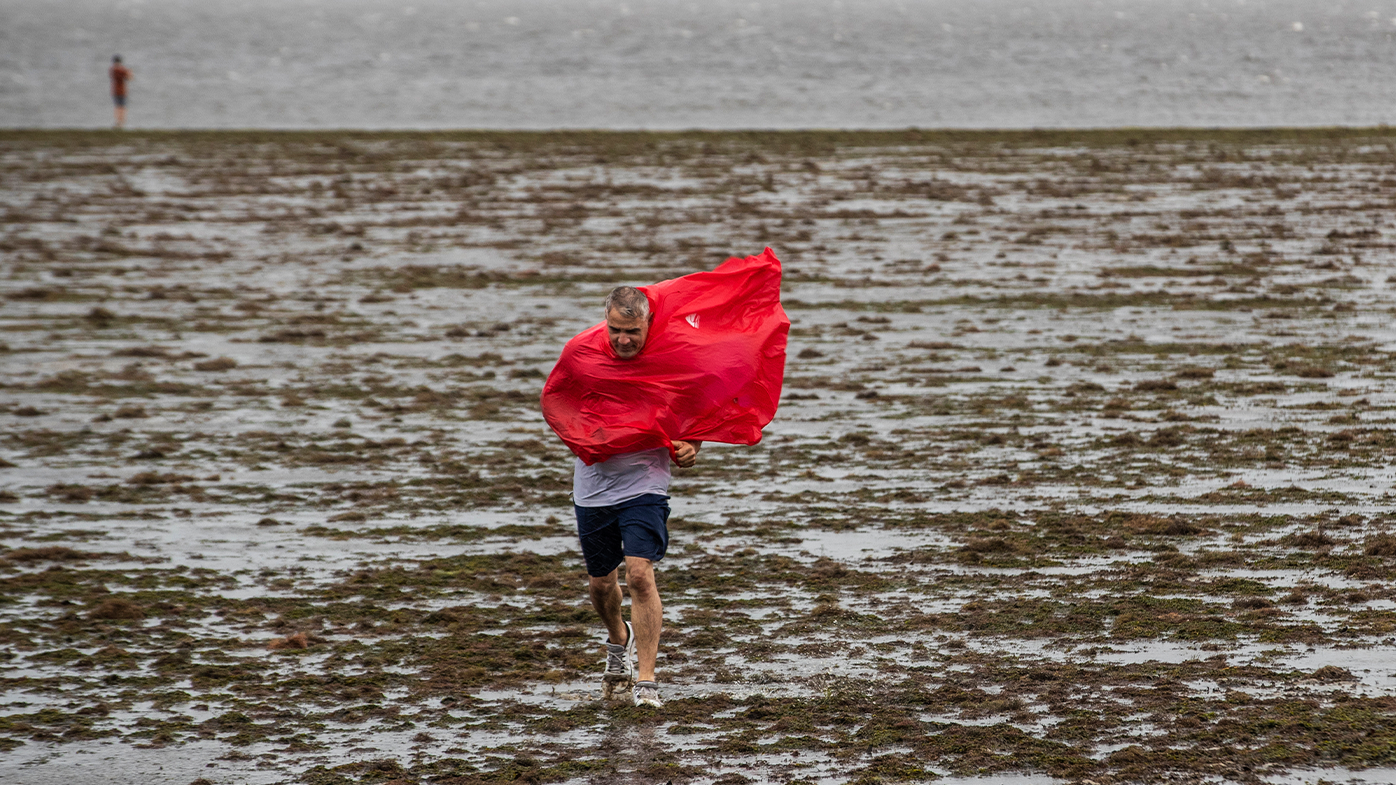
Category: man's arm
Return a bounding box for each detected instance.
[672,440,702,468]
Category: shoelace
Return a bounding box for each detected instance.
[606,646,628,674]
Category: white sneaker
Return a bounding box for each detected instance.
[633,680,663,708]
[601,621,635,700]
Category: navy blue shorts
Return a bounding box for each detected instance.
[113,95,126,107]
[574,494,670,577]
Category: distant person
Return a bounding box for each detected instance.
[109,55,132,128]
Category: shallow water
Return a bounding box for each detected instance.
[6,0,1396,129]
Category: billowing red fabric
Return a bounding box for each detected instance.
[542,248,789,465]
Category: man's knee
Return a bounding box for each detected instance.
[625,559,658,598]
[588,570,618,594]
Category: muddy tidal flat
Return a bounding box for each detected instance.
[5,129,1396,785]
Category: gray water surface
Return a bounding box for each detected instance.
[3,0,1396,129]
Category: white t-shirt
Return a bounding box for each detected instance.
[573,447,672,508]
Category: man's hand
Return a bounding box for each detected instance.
[672,440,702,468]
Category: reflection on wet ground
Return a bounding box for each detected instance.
[3,129,1396,784]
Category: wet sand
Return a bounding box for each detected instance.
[3,129,1396,784]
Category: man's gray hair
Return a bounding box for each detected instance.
[603,286,650,320]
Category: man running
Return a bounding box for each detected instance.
[572,287,700,708]
[109,56,132,129]
[541,249,789,709]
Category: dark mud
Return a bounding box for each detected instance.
[3,129,1396,784]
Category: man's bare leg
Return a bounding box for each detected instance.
[587,568,628,645]
[114,106,126,129]
[624,556,662,682]
[590,568,634,699]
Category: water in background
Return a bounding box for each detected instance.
[2,0,1395,130]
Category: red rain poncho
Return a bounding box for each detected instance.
[541,248,790,465]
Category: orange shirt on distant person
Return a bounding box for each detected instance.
[110,64,131,97]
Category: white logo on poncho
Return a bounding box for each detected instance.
[685,314,700,329]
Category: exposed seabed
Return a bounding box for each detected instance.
[3,128,1396,784]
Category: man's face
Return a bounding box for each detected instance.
[606,309,650,359]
